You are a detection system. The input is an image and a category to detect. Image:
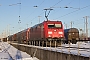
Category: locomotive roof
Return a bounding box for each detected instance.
[31,20,62,28]
[64,28,79,33]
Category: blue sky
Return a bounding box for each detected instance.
[0,0,90,37]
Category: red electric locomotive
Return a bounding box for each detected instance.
[30,20,64,46]
[8,20,64,46]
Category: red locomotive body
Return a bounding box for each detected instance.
[44,21,64,39]
[30,20,64,40]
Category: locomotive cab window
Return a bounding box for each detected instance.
[55,24,62,28]
[48,24,54,28]
[48,24,62,28]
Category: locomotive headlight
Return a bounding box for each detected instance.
[61,35,62,37]
[58,32,63,34]
[73,33,74,34]
[48,32,52,34]
[54,30,56,31]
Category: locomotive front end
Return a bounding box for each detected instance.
[44,21,64,46]
[47,23,64,40]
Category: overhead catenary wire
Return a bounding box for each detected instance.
[25,0,45,19]
[23,0,64,28]
[46,0,90,31]
[28,0,64,23]
[51,0,63,7]
[10,0,64,30]
[45,0,78,21]
[24,0,45,27]
[9,2,21,19]
[8,0,90,33]
[55,4,90,20]
[9,0,45,29]
[26,0,82,28]
[48,0,80,19]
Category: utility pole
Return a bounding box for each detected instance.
[83,16,89,39]
[83,18,85,35]
[64,22,68,29]
[38,16,41,23]
[65,24,68,29]
[70,21,74,28]
[18,16,21,31]
[26,24,28,28]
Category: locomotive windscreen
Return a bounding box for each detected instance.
[48,24,62,28]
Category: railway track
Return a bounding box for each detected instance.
[0,41,13,60]
[56,42,90,54]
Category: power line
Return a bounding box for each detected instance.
[24,0,45,24]
[27,0,63,22]
[28,0,45,16]
[51,0,63,7]
[26,0,63,25]
[38,16,42,23]
[9,0,22,32]
[9,2,21,19]
[55,4,90,19]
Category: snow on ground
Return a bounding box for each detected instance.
[0,41,39,60]
[39,42,90,57]
[1,41,90,60]
[0,52,12,60]
[18,41,90,57]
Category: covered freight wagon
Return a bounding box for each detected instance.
[64,28,79,44]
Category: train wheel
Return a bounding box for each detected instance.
[72,40,77,44]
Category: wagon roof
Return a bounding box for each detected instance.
[64,28,79,33]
